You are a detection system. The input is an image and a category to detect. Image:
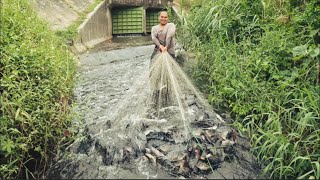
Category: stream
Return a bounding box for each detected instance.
[46,37,262,179]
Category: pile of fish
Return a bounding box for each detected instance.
[142,119,238,177]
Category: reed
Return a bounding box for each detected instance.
[177,0,320,178]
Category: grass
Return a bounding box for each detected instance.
[176,0,320,179]
[0,0,76,178]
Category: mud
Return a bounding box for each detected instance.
[46,37,262,179]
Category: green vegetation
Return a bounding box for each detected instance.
[177,0,320,179]
[0,0,76,178]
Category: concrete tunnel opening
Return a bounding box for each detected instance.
[111,6,165,37]
[73,0,174,53]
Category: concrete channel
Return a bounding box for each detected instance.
[33,0,263,178]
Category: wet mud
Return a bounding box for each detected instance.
[46,37,262,179]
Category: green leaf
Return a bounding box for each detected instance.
[2,139,15,154]
[309,29,319,37]
[292,44,308,57]
[8,128,22,135]
[15,108,20,120]
[309,47,319,58]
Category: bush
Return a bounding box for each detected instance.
[177,0,320,178]
[0,0,76,178]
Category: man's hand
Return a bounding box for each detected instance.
[159,45,167,52]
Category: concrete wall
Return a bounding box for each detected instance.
[74,1,112,52]
[33,0,96,30]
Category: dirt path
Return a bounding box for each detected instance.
[46,37,262,179]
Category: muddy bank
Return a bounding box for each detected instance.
[46,38,262,179]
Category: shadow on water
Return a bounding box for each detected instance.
[46,39,263,179]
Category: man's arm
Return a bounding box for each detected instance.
[165,23,176,48]
[151,26,161,47]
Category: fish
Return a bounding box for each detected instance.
[221,139,235,147]
[145,148,151,154]
[150,146,165,158]
[145,153,156,164]
[196,161,211,171]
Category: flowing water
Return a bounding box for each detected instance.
[46,40,262,179]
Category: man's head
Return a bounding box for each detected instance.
[159,11,169,25]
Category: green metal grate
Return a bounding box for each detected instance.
[112,7,144,34]
[146,9,160,33]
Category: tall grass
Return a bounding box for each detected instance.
[177,0,320,178]
[0,0,76,178]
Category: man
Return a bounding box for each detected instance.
[150,10,176,61]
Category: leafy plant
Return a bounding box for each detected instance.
[0,0,76,178]
[177,0,320,178]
